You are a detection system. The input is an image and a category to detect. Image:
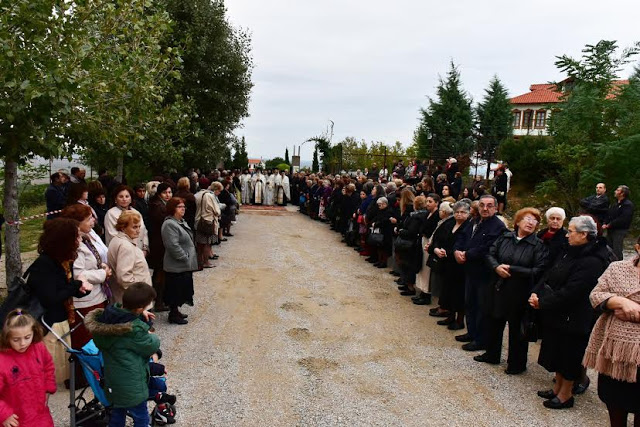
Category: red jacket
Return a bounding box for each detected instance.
[0,341,56,426]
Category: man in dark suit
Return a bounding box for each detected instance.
[453,195,506,351]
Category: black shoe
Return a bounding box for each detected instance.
[505,367,526,375]
[462,342,485,351]
[411,295,422,301]
[429,307,440,314]
[429,310,450,318]
[537,390,556,399]
[390,271,400,276]
[572,377,590,395]
[220,238,228,242]
[473,353,500,364]
[412,297,429,305]
[209,255,219,260]
[366,257,377,263]
[400,290,416,296]
[455,333,472,342]
[176,310,188,319]
[376,263,387,269]
[543,396,574,409]
[168,314,188,325]
[437,317,455,325]
[398,286,409,291]
[448,322,465,331]
[395,279,406,285]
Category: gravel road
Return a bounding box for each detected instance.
[50,206,611,426]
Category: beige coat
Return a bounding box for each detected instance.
[195,190,221,234]
[107,231,152,304]
[104,206,149,250]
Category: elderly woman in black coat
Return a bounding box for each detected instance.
[474,208,548,375]
[537,207,568,265]
[428,200,471,330]
[371,197,396,268]
[529,216,610,409]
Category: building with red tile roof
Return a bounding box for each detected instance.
[509,79,628,137]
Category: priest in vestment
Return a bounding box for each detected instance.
[264,171,276,206]
[240,170,252,205]
[276,170,291,205]
[251,170,266,205]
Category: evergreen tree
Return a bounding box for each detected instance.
[312,149,319,173]
[541,40,640,212]
[233,136,249,170]
[284,148,290,164]
[415,61,474,161]
[476,76,513,178]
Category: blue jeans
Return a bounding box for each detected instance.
[109,400,149,427]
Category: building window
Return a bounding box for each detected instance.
[534,110,547,128]
[522,110,533,129]
[512,110,521,128]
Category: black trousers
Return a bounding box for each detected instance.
[485,312,528,370]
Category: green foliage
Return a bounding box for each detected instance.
[415,61,474,161]
[498,136,553,190]
[231,136,249,170]
[284,148,290,164]
[275,163,290,172]
[162,0,253,170]
[476,76,512,177]
[541,40,640,213]
[312,149,319,173]
[338,137,413,172]
[265,157,286,170]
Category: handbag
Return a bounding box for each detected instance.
[0,269,45,322]
[394,235,415,252]
[196,218,214,236]
[520,307,539,342]
[366,231,384,247]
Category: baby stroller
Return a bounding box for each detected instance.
[42,313,177,426]
[42,314,110,427]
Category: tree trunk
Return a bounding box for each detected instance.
[3,159,23,289]
[116,154,124,183]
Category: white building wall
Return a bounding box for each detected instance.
[511,103,553,137]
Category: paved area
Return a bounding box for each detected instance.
[49,206,612,426]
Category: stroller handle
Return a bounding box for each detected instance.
[41,311,87,352]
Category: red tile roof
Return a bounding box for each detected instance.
[248,158,262,164]
[510,84,563,104]
[510,80,630,105]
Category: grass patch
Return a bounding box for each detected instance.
[2,204,46,254]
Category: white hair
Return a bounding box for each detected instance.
[545,207,566,221]
[569,216,597,237]
[439,201,453,215]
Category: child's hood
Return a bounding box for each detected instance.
[84,304,144,338]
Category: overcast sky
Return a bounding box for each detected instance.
[225,0,639,162]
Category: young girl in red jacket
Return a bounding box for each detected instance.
[0,309,56,427]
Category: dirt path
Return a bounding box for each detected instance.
[51,206,610,426]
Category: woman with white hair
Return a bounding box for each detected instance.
[529,216,611,409]
[537,207,568,265]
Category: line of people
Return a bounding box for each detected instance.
[298,171,639,425]
[2,168,245,426]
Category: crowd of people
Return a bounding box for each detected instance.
[4,167,248,426]
[1,160,639,426]
[293,162,638,425]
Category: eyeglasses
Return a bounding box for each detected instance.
[521,217,539,224]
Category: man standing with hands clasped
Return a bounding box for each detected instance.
[602,185,634,261]
[453,195,506,352]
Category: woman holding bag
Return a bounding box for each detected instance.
[583,235,640,426]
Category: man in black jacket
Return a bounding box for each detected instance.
[453,195,506,351]
[603,185,634,260]
[579,182,609,231]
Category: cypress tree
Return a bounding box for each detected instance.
[312,149,319,172]
[477,75,513,178]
